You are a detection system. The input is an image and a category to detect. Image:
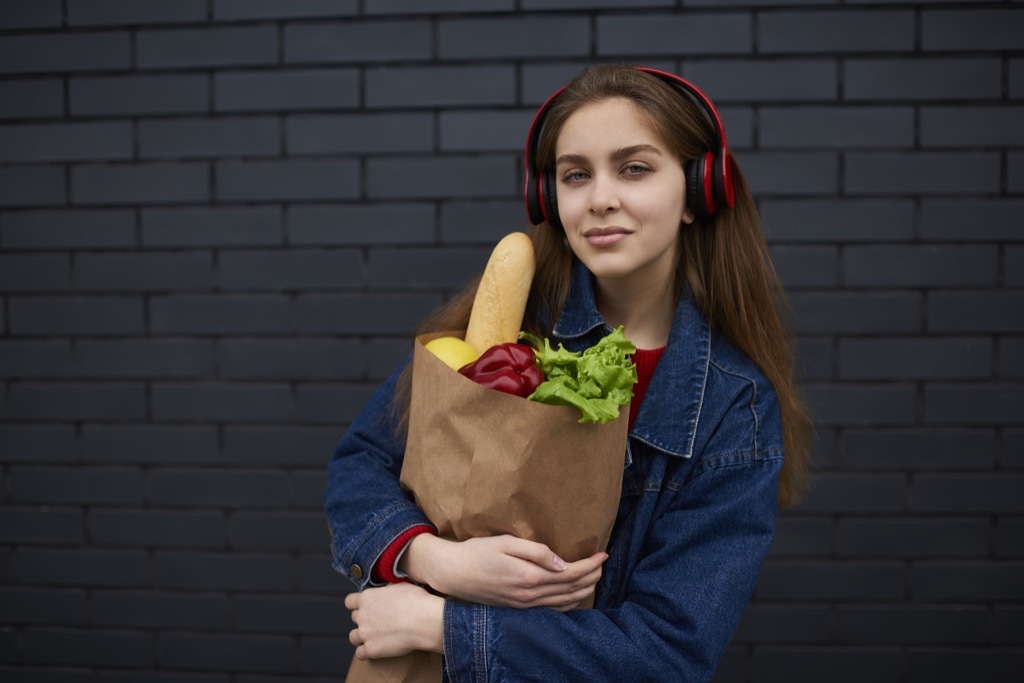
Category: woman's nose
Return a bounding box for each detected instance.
[588,174,620,215]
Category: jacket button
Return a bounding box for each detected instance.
[351,564,363,580]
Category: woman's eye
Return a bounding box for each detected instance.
[623,163,651,176]
[562,170,589,183]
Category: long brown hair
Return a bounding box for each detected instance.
[396,65,812,506]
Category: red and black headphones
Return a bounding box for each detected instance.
[523,66,736,231]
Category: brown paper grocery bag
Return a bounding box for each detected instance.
[346,332,629,683]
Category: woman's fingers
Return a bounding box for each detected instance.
[502,536,567,571]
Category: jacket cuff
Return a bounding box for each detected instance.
[372,524,437,584]
[443,598,490,682]
[331,499,433,590]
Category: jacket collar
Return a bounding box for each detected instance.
[552,259,710,459]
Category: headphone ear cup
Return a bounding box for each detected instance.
[541,169,562,231]
[685,156,708,220]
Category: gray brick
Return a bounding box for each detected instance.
[929,292,1024,333]
[158,632,295,673]
[0,78,63,119]
[522,62,607,105]
[845,152,1000,195]
[154,552,289,591]
[91,590,228,629]
[913,561,1024,601]
[0,425,76,463]
[440,16,588,59]
[907,649,1024,683]
[802,383,917,426]
[845,57,1002,101]
[789,292,921,334]
[732,604,832,644]
[366,0,512,12]
[214,0,357,20]
[0,32,131,74]
[288,203,436,246]
[761,107,914,149]
[296,293,440,334]
[792,473,906,514]
[768,246,838,289]
[217,69,359,112]
[224,426,341,466]
[366,65,515,108]
[89,509,225,548]
[217,160,359,202]
[0,121,132,163]
[285,20,431,63]
[0,508,84,545]
[294,383,378,424]
[844,428,996,471]
[151,383,293,422]
[233,594,346,634]
[77,339,214,378]
[77,252,214,292]
[368,155,516,199]
[839,338,991,381]
[0,253,70,291]
[440,200,526,244]
[1,209,135,250]
[922,199,1024,242]
[0,340,72,378]
[682,60,836,103]
[150,295,291,335]
[719,107,754,150]
[598,13,751,56]
[227,512,324,551]
[11,466,143,505]
[139,118,280,159]
[22,628,154,668]
[368,247,488,290]
[17,548,150,587]
[838,519,989,559]
[736,152,838,195]
[754,648,902,683]
[287,113,433,155]
[760,10,914,53]
[999,337,1024,379]
[922,8,1024,51]
[924,383,1024,426]
[151,469,289,508]
[220,339,363,380]
[837,605,989,646]
[67,0,206,25]
[139,26,278,69]
[142,206,282,248]
[9,297,144,336]
[440,110,533,152]
[220,249,362,291]
[0,165,65,206]
[844,246,998,288]
[71,74,208,116]
[0,588,88,626]
[922,106,1024,148]
[0,0,62,29]
[756,561,905,601]
[72,163,210,205]
[81,425,219,464]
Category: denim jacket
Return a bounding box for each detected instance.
[324,260,783,683]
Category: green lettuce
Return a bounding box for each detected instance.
[524,326,638,424]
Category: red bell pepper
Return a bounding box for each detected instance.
[458,342,544,398]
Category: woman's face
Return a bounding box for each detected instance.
[554,97,694,290]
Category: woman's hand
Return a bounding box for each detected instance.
[401,534,607,611]
[345,583,444,660]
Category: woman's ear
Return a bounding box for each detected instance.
[682,207,695,225]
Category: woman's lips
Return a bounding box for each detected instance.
[583,227,630,247]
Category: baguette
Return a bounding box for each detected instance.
[464,232,536,354]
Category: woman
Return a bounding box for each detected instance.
[326,64,812,682]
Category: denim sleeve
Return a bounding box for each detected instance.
[322,355,435,590]
[442,448,782,682]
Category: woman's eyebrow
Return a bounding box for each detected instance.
[555,144,662,167]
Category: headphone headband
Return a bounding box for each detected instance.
[524,66,735,228]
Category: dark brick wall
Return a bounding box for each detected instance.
[0,1,1021,681]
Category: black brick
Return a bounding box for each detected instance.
[216,160,359,202]
[7,383,146,421]
[912,562,1024,601]
[138,26,278,69]
[913,474,1024,514]
[0,339,72,378]
[0,1,61,29]
[0,78,63,119]
[219,250,362,291]
[0,424,76,463]
[72,163,210,205]
[150,295,291,335]
[216,69,359,112]
[924,384,1024,426]
[789,292,921,334]
[842,428,995,471]
[294,384,378,424]
[296,293,441,335]
[0,253,70,291]
[760,10,914,54]
[76,252,214,292]
[0,507,84,545]
[0,32,131,74]
[219,339,364,380]
[0,166,65,206]
[17,548,150,587]
[149,469,289,508]
[368,247,488,290]
[67,0,207,26]
[754,648,902,683]
[22,628,154,667]
[287,112,433,155]
[769,517,833,558]
[802,383,917,426]
[89,509,225,548]
[439,16,589,59]
[154,552,289,591]
[997,518,1024,558]
[142,206,282,248]
[291,470,326,509]
[922,199,1024,242]
[597,13,751,56]
[0,587,88,626]
[365,65,515,108]
[11,466,144,505]
[224,426,341,466]
[738,152,838,196]
[791,473,906,514]
[151,383,293,423]
[760,107,914,149]
[440,110,532,152]
[844,57,1002,101]
[227,512,325,551]
[367,155,516,199]
[929,293,1024,334]
[837,518,990,559]
[845,152,1000,195]
[139,118,281,160]
[1,209,136,250]
[683,60,836,103]
[294,554,349,595]
[440,200,524,244]
[214,0,358,20]
[365,0,511,13]
[907,650,1023,683]
[768,246,838,289]
[70,73,209,117]
[285,20,431,64]
[921,106,1024,148]
[756,561,905,601]
[288,203,435,246]
[732,604,832,644]
[76,339,213,379]
[233,595,346,634]
[81,425,219,464]
[91,590,229,630]
[837,605,988,646]
[922,8,1024,51]
[159,633,295,673]
[838,338,992,380]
